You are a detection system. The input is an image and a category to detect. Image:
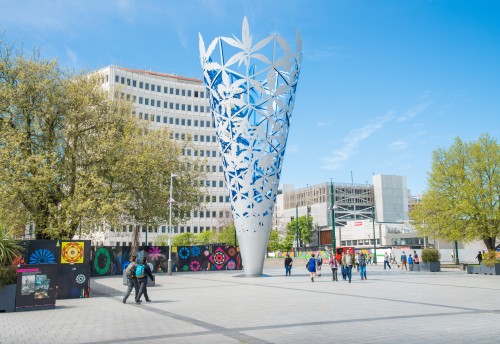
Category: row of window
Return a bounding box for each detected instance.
[135,111,214,128]
[340,239,380,246]
[115,74,206,99]
[136,95,210,114]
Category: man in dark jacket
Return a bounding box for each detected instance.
[284,254,293,276]
[135,257,154,304]
[123,256,139,304]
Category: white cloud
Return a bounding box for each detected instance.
[397,102,432,122]
[388,140,407,150]
[321,112,394,170]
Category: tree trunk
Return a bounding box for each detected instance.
[483,237,496,252]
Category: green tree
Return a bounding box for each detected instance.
[195,229,217,245]
[410,134,500,251]
[267,230,281,252]
[0,40,206,239]
[217,223,238,246]
[285,215,314,248]
[172,232,195,246]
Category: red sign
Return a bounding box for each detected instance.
[354,221,362,226]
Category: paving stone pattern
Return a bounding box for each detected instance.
[1,264,499,343]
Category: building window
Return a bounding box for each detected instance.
[120,77,125,84]
[200,121,204,127]
[187,119,192,126]
[164,86,168,93]
[181,119,186,125]
[151,84,155,92]
[200,91,204,98]
[200,106,204,113]
[194,120,198,126]
[164,101,168,108]
[219,180,223,187]
[194,135,198,141]
[219,196,223,202]
[181,104,186,111]
[194,105,198,112]
[161,225,166,233]
[176,88,179,95]
[212,136,216,142]
[175,118,179,125]
[133,80,136,87]
[163,116,167,123]
[144,114,149,120]
[170,87,174,94]
[115,75,119,82]
[187,105,192,111]
[156,115,160,122]
[188,90,192,97]
[169,117,173,124]
[145,98,149,106]
[126,78,130,85]
[200,135,204,142]
[145,83,149,90]
[194,91,199,97]
[139,81,143,88]
[139,97,143,104]
[176,103,180,110]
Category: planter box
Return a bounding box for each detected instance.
[0,284,16,313]
[421,262,441,272]
[480,263,500,275]
[467,265,481,274]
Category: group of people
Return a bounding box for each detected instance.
[285,250,368,283]
[123,256,155,304]
[384,250,420,271]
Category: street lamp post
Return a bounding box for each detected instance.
[330,180,337,258]
[371,204,377,264]
[295,204,299,256]
[167,173,178,276]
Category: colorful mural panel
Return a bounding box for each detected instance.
[177,245,242,272]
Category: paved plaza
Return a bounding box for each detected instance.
[1,262,500,343]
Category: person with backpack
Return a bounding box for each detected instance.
[316,253,323,277]
[408,253,413,271]
[123,256,139,304]
[400,251,408,270]
[135,257,154,304]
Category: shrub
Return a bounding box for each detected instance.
[0,265,18,288]
[482,251,499,267]
[421,248,441,263]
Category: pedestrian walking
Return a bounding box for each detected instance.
[355,252,360,272]
[329,253,339,282]
[316,253,323,277]
[307,254,317,282]
[340,252,347,280]
[123,256,139,304]
[408,253,413,271]
[384,252,391,270]
[476,251,483,264]
[400,251,408,270]
[344,250,354,283]
[413,250,420,271]
[135,257,154,304]
[284,254,293,276]
[358,252,367,280]
[367,254,372,265]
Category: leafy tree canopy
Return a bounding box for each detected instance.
[410,134,500,251]
[0,40,206,239]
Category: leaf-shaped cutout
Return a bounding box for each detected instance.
[206,37,220,59]
[199,33,206,61]
[204,62,222,71]
[221,36,243,50]
[252,35,274,53]
[276,35,291,55]
[251,53,272,65]
[242,17,250,48]
[296,30,302,55]
[224,52,245,68]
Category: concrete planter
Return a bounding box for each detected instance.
[0,284,16,313]
[421,262,441,272]
[480,263,500,275]
[467,265,481,274]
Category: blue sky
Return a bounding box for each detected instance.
[1,0,499,195]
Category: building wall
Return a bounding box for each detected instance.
[373,174,409,223]
[92,66,232,246]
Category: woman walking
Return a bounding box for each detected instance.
[329,253,339,282]
[308,254,317,282]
